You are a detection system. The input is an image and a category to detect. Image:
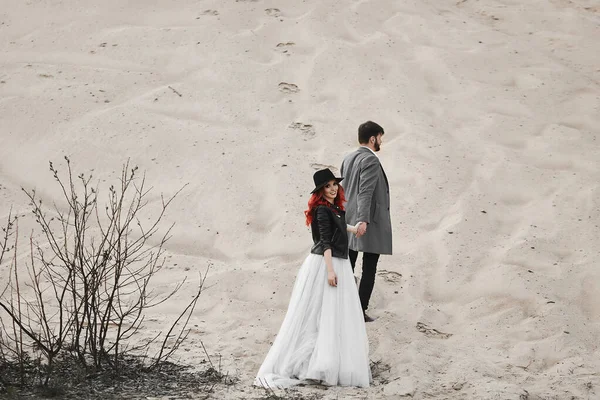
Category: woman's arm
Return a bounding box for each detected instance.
[315,207,338,287]
[324,249,337,287]
[316,206,333,251]
[347,223,359,234]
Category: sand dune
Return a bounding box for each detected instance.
[1,0,599,398]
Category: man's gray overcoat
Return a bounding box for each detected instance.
[340,147,392,255]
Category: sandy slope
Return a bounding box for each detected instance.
[1,0,599,398]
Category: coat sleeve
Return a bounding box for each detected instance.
[357,159,379,224]
[315,206,333,251]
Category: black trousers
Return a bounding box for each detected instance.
[349,249,380,311]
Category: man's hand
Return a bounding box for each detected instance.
[356,222,367,237]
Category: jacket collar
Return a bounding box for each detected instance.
[359,146,379,157]
[318,202,344,215]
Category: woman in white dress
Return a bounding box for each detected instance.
[254,168,371,389]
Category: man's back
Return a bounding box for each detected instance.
[341,147,392,255]
[342,120,391,320]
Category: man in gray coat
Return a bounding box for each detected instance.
[340,121,392,322]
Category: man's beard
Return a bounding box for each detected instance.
[374,141,381,152]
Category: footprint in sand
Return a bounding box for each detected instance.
[416,322,453,339]
[479,10,500,22]
[370,360,392,384]
[275,42,295,55]
[200,10,219,16]
[378,270,402,283]
[276,42,295,48]
[265,8,282,17]
[278,82,299,93]
[289,123,315,140]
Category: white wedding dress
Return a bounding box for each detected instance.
[254,253,371,388]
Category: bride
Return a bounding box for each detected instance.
[254,168,371,389]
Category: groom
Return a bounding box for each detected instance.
[340,121,392,322]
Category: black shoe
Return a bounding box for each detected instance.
[363,312,376,323]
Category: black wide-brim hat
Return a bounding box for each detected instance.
[310,168,343,194]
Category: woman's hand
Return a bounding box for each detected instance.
[347,223,358,234]
[327,269,338,287]
[324,249,337,287]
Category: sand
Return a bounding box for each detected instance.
[1,0,599,398]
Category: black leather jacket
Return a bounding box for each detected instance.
[310,204,349,259]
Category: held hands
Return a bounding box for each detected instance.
[355,221,367,237]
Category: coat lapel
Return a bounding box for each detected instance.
[381,165,389,188]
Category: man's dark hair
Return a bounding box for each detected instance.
[358,121,384,144]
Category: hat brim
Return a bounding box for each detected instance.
[310,177,344,194]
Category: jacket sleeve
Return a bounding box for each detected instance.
[357,159,379,224]
[316,206,333,251]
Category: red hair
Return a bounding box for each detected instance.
[304,184,346,226]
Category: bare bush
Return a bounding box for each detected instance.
[0,158,206,394]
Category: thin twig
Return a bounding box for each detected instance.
[168,85,183,97]
[200,340,214,370]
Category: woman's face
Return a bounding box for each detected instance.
[322,180,338,204]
